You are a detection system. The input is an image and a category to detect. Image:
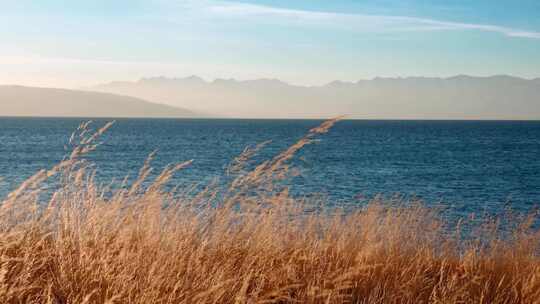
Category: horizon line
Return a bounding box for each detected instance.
[0,115,539,122]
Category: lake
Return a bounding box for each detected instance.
[1,118,539,218]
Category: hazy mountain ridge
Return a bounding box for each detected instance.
[0,85,195,118]
[92,75,540,119]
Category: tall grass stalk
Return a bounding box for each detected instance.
[0,118,539,303]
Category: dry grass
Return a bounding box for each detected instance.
[0,118,539,304]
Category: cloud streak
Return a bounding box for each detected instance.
[203,1,540,39]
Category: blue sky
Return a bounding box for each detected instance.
[1,0,539,87]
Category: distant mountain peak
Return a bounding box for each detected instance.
[447,74,472,80]
[184,75,206,82]
[326,80,355,87]
[139,75,206,85]
[134,76,292,87]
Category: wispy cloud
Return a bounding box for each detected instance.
[198,1,540,39]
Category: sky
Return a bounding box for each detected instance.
[1,0,540,87]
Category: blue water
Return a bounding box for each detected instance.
[0,118,539,217]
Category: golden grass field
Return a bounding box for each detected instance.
[0,118,539,303]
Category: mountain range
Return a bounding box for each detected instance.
[91,75,540,120]
[0,75,539,119]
